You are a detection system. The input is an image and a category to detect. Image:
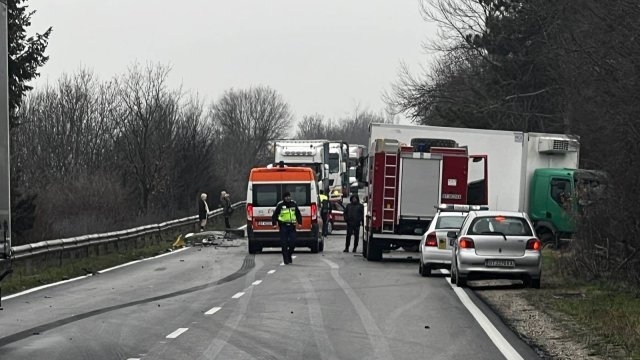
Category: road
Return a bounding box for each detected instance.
[0,230,541,360]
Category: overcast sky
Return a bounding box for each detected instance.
[27,0,438,124]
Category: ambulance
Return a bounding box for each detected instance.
[246,163,324,254]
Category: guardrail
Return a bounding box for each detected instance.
[1,201,247,267]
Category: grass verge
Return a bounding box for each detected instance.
[1,242,173,297]
[530,249,640,359]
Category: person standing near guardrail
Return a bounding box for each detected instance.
[199,193,210,231]
[221,191,233,229]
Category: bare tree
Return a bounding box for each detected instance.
[114,63,181,213]
[210,86,292,195]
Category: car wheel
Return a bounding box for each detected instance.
[420,263,431,277]
[456,275,467,287]
[530,278,541,289]
[319,238,324,252]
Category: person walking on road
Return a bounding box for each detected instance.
[272,191,302,264]
[220,191,233,229]
[198,193,210,231]
[343,194,364,252]
[319,190,330,237]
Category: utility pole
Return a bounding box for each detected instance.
[0,0,12,260]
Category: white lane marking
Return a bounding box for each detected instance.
[1,247,191,301]
[237,225,247,230]
[231,292,245,299]
[205,306,222,315]
[446,276,524,360]
[321,259,393,360]
[251,280,262,286]
[292,256,297,259]
[280,262,285,266]
[127,358,141,360]
[267,270,276,274]
[166,328,189,339]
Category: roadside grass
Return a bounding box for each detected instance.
[1,211,247,298]
[1,242,172,297]
[529,249,640,359]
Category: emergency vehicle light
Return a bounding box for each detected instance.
[436,204,489,212]
[284,150,314,156]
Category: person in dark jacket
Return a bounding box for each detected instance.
[343,194,364,252]
[220,191,232,229]
[272,191,302,264]
[198,193,209,231]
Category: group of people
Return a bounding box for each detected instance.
[198,188,364,266]
[272,189,364,264]
[198,190,233,231]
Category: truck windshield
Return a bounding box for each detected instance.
[329,153,340,173]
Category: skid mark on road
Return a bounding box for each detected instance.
[321,259,393,360]
[0,255,256,348]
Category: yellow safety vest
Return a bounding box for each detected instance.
[278,204,297,224]
[319,194,328,202]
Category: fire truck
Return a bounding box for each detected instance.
[363,137,487,261]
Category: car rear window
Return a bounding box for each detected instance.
[468,216,533,236]
[252,183,311,207]
[435,215,465,229]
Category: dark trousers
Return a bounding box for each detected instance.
[345,224,360,250]
[279,224,296,263]
[321,213,329,236]
[224,216,231,229]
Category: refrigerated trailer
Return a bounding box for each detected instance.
[362,123,600,250]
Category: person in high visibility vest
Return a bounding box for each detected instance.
[319,190,330,237]
[272,191,302,264]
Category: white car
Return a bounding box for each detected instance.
[419,204,487,277]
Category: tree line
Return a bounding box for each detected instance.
[390,0,640,287]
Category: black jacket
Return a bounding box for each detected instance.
[344,202,364,227]
[271,200,303,226]
[198,199,208,220]
[221,197,232,217]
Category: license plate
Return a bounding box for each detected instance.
[486,259,515,268]
[258,221,272,226]
[438,238,447,250]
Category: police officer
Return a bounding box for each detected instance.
[319,190,330,237]
[272,191,302,264]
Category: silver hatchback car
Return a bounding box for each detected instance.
[449,211,542,288]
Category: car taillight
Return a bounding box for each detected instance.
[425,232,437,247]
[526,238,541,251]
[459,237,475,249]
[311,203,317,220]
[247,204,253,221]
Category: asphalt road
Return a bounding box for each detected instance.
[0,230,541,360]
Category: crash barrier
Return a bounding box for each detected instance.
[0,202,247,275]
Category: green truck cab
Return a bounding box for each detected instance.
[529,168,607,246]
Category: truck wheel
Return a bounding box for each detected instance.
[366,236,382,261]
